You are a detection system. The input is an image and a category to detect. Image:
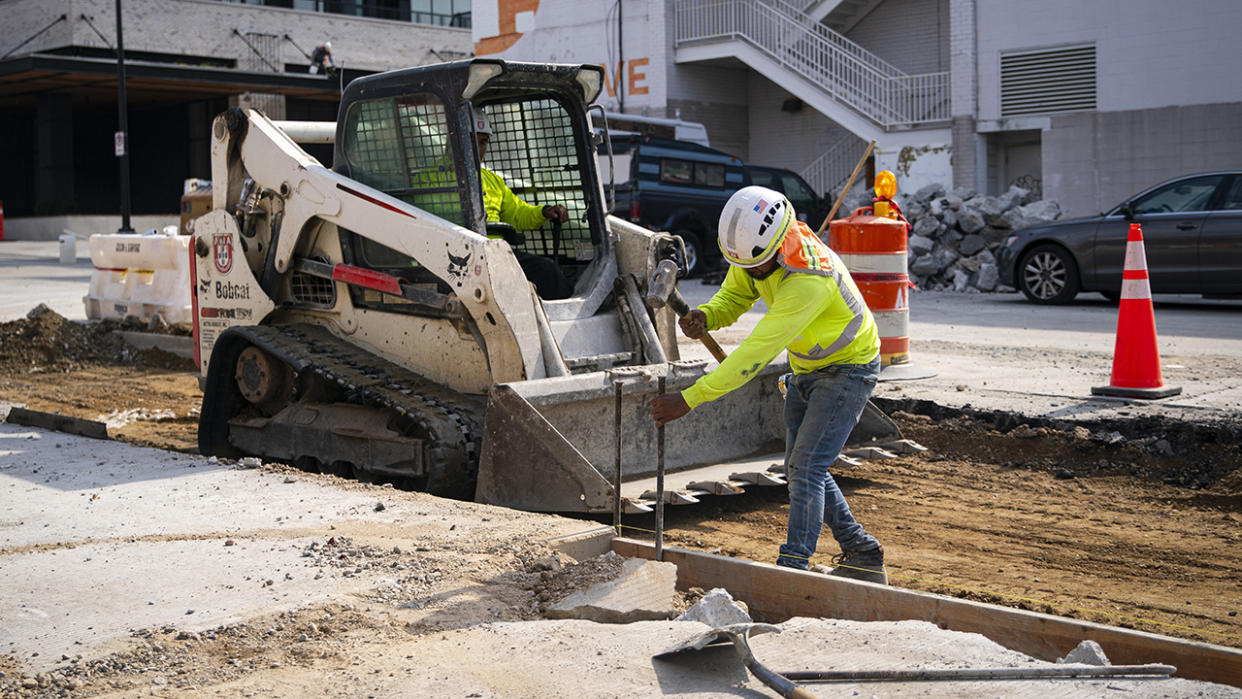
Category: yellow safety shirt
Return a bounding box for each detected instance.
[681,222,880,409]
[482,167,548,232]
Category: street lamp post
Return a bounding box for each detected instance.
[114,0,134,233]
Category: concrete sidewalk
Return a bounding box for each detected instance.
[0,422,601,671]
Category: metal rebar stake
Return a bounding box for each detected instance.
[613,380,623,535]
[655,376,666,562]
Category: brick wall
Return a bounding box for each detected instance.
[845,0,950,75]
[746,74,853,174]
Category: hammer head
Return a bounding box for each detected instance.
[645,258,680,310]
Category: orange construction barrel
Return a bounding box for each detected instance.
[829,207,910,367]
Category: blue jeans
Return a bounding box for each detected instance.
[776,357,881,570]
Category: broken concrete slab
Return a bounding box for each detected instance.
[547,558,678,623]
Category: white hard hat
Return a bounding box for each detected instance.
[324,41,332,51]
[473,111,493,136]
[717,186,795,268]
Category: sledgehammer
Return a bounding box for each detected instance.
[646,258,728,363]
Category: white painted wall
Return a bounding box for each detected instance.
[976,0,1242,120]
[1,0,471,73]
[874,133,953,198]
[471,0,667,114]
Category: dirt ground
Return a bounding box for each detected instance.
[3,307,1241,691]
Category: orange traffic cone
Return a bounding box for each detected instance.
[1091,223,1181,399]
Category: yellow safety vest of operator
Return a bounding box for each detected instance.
[481,168,548,232]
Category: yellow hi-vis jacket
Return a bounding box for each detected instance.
[681,221,880,409]
[481,167,548,232]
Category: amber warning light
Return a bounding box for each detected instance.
[874,170,897,219]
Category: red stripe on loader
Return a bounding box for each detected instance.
[337,183,417,219]
[332,263,403,295]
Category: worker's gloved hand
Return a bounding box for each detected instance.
[542,204,569,223]
[678,309,707,340]
[650,393,690,427]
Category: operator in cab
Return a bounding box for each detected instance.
[473,112,572,300]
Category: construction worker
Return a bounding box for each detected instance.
[473,112,572,299]
[309,41,333,75]
[649,185,887,584]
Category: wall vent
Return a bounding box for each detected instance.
[1001,44,1096,117]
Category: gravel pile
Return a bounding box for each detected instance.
[838,182,1064,293]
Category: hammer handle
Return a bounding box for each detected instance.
[669,292,729,364]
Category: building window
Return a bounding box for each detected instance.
[1000,43,1096,117]
[208,1,470,28]
[411,0,472,27]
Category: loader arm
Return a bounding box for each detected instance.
[211,108,544,383]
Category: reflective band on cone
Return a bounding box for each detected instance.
[1092,223,1181,400]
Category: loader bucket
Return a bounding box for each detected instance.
[475,360,906,513]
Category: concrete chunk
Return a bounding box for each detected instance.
[547,558,678,623]
[1059,639,1111,665]
[676,588,752,626]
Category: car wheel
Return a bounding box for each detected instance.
[1017,244,1080,304]
[674,231,704,278]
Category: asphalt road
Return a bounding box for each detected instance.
[677,278,1242,423]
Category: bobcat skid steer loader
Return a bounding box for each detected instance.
[192,59,910,513]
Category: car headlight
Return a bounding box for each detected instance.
[1004,235,1019,248]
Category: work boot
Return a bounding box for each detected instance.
[825,546,887,585]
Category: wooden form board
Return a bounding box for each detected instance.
[612,538,1242,689]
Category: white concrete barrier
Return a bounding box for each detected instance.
[84,228,192,326]
[58,234,76,264]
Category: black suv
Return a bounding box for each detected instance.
[604,135,828,276]
[744,165,830,230]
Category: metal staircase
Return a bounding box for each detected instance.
[800,0,874,26]
[674,0,949,134]
[799,135,870,199]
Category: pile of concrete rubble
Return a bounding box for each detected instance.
[839,182,1063,293]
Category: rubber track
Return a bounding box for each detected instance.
[234,323,484,470]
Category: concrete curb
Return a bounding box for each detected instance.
[114,330,195,360]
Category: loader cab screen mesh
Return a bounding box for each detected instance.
[341,93,465,229]
[479,97,593,263]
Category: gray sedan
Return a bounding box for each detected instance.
[997,171,1242,304]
